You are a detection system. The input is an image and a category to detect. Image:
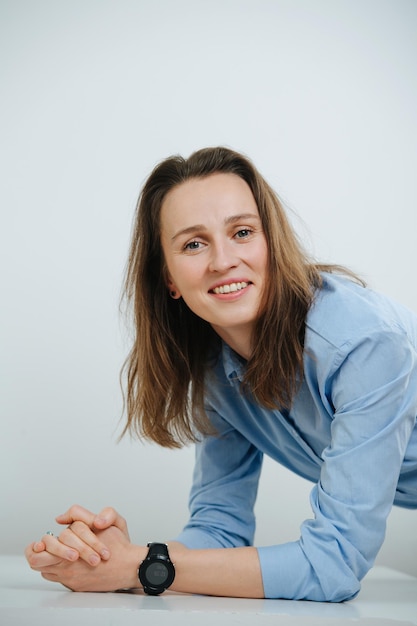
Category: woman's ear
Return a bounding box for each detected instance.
[167,278,181,300]
[164,263,181,299]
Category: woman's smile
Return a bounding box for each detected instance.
[209,280,250,295]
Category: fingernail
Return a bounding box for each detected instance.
[101,549,110,560]
[66,550,78,561]
[89,555,100,566]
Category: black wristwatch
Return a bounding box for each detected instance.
[138,542,175,595]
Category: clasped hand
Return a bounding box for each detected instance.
[25,505,142,592]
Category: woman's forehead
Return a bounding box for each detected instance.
[161,173,258,224]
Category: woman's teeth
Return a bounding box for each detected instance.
[212,281,248,295]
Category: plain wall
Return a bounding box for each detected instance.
[1,0,416,577]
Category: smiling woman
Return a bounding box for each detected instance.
[26,147,417,602]
[120,148,333,447]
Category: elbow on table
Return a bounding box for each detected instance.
[319,581,361,603]
[266,579,361,602]
[259,541,363,602]
[312,566,362,603]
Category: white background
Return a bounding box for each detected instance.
[1,0,416,577]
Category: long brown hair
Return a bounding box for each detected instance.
[121,146,359,447]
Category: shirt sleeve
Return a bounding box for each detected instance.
[175,411,263,548]
[176,328,417,601]
[259,328,417,601]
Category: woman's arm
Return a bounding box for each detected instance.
[25,509,263,596]
[169,542,263,597]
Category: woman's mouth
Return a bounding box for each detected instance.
[210,281,249,295]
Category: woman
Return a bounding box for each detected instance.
[25,147,417,601]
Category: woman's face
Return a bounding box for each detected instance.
[160,173,268,357]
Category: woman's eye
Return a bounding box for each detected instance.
[235,229,252,239]
[184,240,202,251]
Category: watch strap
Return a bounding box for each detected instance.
[146,542,169,557]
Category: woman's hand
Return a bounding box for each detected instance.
[26,505,129,568]
[26,520,144,592]
[57,504,129,563]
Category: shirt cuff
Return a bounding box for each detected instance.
[257,541,360,601]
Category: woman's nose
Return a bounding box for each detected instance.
[208,240,238,272]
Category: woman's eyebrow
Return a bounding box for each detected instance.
[171,224,207,241]
[171,213,260,241]
[224,212,260,225]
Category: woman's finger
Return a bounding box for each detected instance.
[93,507,129,538]
[55,504,97,528]
[32,540,46,553]
[58,522,110,564]
[56,504,128,538]
[24,541,77,570]
[42,533,80,561]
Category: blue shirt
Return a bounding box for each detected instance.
[175,274,417,601]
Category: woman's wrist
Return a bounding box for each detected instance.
[123,544,148,590]
[132,541,187,593]
[125,542,186,591]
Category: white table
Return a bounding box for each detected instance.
[0,556,416,625]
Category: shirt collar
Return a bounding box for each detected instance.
[221,342,247,382]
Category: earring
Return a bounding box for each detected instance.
[170,290,177,298]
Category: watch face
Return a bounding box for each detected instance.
[145,562,169,586]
